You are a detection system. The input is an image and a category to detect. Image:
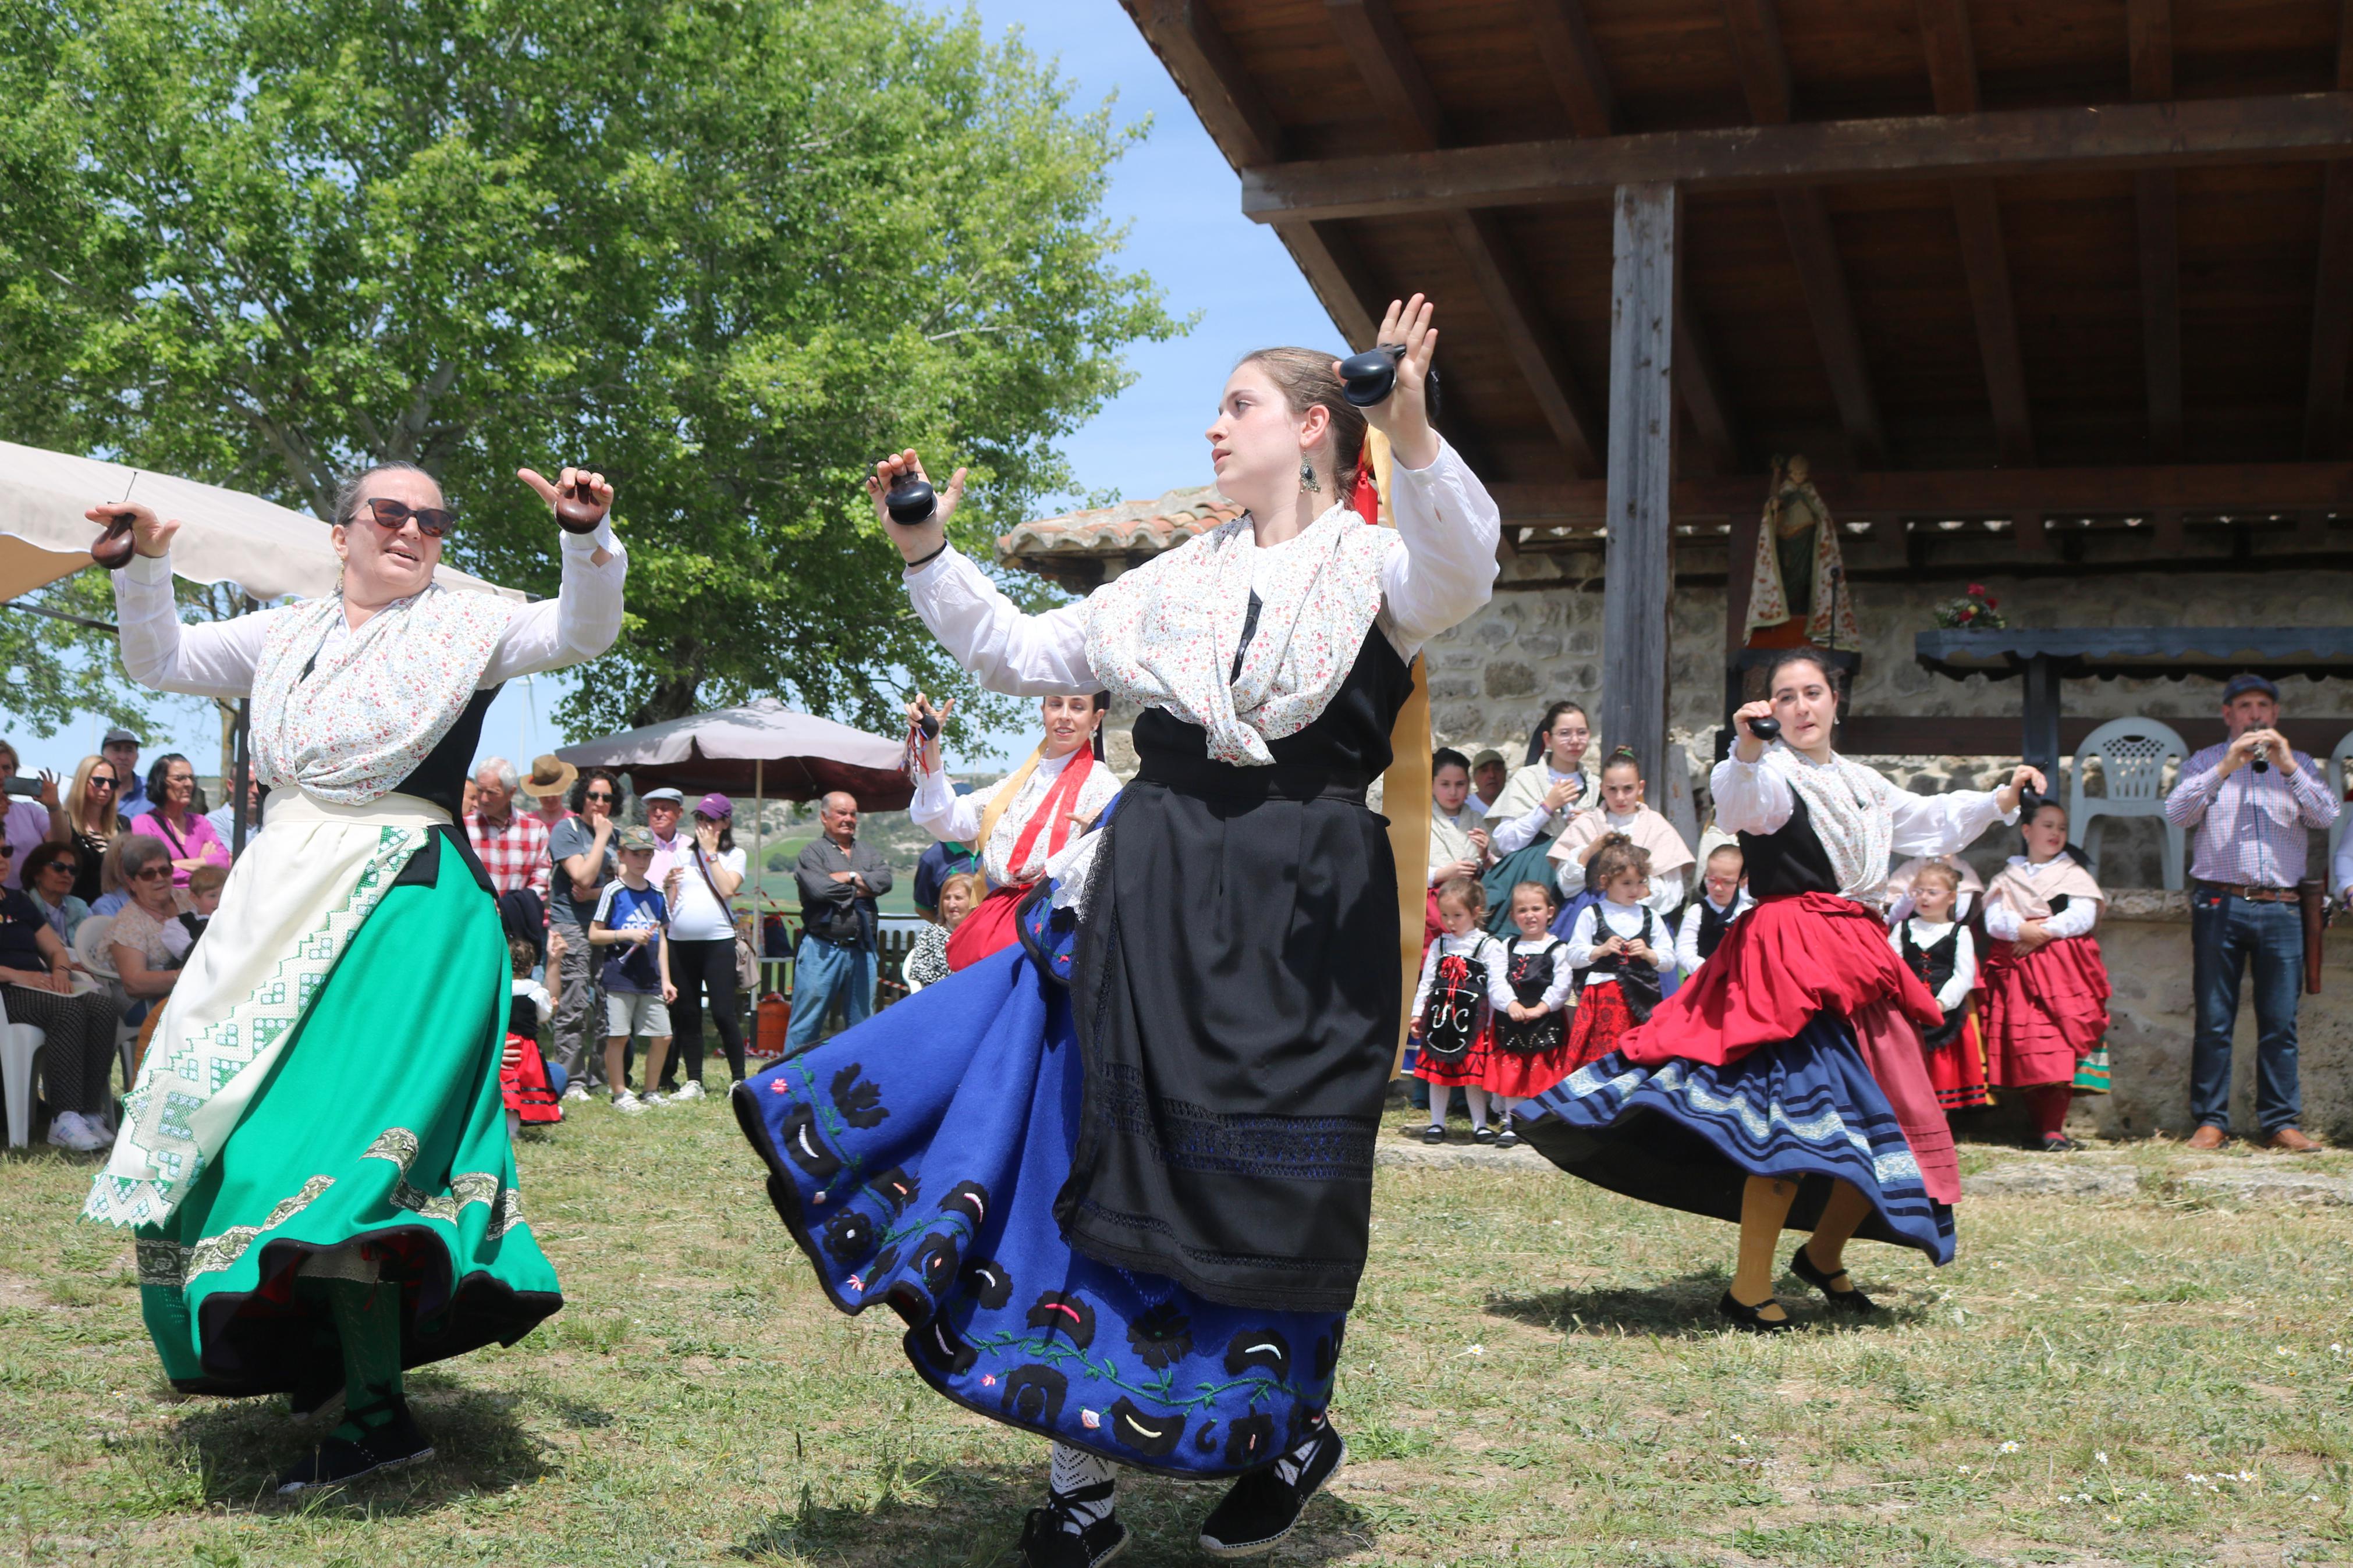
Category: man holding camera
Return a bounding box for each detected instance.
[2164,673,2338,1151]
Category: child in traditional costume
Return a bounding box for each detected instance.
[1486,880,1577,1143]
[1561,834,1680,1072]
[734,301,1500,1567]
[1886,852,1985,922]
[1978,801,2112,1151]
[1479,702,1599,931]
[1887,861,1993,1114]
[502,937,563,1134]
[85,462,623,1491]
[908,691,1120,970]
[1549,746,1695,928]
[1519,649,2042,1331]
[1412,876,1510,1145]
[1675,843,1752,976]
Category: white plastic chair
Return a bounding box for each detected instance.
[2330,729,2353,863]
[0,991,47,1150]
[70,915,141,1086]
[2067,717,2189,890]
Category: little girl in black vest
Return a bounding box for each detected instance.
[1675,842,1752,975]
[1563,835,1681,1072]
[1411,876,1510,1145]
[1485,879,1579,1145]
[1886,859,1993,1114]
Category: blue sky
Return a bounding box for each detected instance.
[11,1,1339,782]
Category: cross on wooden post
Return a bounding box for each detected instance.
[1601,182,1679,797]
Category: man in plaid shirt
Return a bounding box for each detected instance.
[467,756,552,959]
[2163,674,2338,1151]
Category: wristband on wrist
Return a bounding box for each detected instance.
[902,536,950,571]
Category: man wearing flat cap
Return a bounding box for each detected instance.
[2164,673,2339,1151]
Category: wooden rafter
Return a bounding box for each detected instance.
[1526,0,1615,139]
[1918,0,2034,467]
[2128,0,2184,458]
[2305,0,2353,457]
[1327,0,1602,473]
[1486,461,2353,522]
[1717,0,1883,467]
[1238,93,2353,220]
[1277,222,1385,350]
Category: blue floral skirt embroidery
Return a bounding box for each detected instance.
[1515,1012,1955,1263]
[732,943,1342,1477]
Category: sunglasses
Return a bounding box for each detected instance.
[585,791,615,803]
[89,776,116,790]
[0,844,12,858]
[364,497,457,539]
[132,865,172,881]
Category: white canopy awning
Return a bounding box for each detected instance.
[0,440,521,602]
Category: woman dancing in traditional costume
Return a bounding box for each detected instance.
[908,692,1120,971]
[1978,801,2112,1150]
[1518,649,2042,1329]
[733,296,1498,1566]
[80,463,624,1489]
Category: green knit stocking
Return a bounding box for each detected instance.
[324,1277,404,1442]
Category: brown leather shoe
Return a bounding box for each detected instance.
[2186,1124,2228,1151]
[2266,1127,2324,1153]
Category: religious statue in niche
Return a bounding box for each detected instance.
[1743,454,1860,650]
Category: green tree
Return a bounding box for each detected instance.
[0,575,159,742]
[0,0,1177,734]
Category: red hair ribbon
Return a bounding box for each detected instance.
[1350,450,1380,526]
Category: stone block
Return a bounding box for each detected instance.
[1485,661,1539,699]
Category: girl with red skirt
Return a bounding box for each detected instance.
[1412,876,1511,1144]
[1561,834,1679,1072]
[1485,879,1578,1145]
[1978,801,2111,1151]
[907,692,1122,969]
[1518,649,2043,1330]
[1886,861,1994,1113]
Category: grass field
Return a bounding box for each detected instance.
[5,1100,2351,1567]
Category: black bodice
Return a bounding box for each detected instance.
[1900,920,1961,994]
[1736,794,1844,898]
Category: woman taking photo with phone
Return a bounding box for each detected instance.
[78,460,624,1493]
[734,296,1499,1566]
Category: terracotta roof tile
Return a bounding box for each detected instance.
[997,485,1241,566]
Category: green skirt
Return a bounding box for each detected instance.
[133,831,562,1396]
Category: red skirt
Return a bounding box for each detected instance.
[501,1033,562,1125]
[1927,1003,1996,1112]
[1485,1011,1575,1097]
[1417,1018,1495,1088]
[1978,933,2111,1088]
[1619,893,1959,1206]
[946,883,1027,971]
[1564,982,1635,1075]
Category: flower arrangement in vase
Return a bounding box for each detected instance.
[1933,582,2007,630]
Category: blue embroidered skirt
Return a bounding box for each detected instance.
[732,942,1344,1476]
[1514,1013,1955,1263]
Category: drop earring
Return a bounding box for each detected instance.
[1298,457,1321,493]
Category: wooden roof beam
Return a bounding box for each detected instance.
[2129,0,2184,458]
[1485,460,2353,521]
[1919,0,2034,467]
[1721,0,1885,467]
[1237,93,2353,220]
[2304,0,2353,457]
[1527,0,1616,138]
[1119,1,1401,357]
[1328,0,1602,474]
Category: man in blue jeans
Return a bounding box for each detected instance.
[2163,673,2338,1151]
[786,791,893,1053]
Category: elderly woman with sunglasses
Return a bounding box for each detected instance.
[77,460,626,1494]
[0,833,122,1152]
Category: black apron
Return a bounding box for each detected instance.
[1898,920,1968,1050]
[1059,623,1412,1315]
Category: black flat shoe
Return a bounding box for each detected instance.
[272,1400,434,1494]
[2038,1135,2083,1153]
[1471,1126,1499,1146]
[1494,1128,1522,1150]
[1788,1246,1877,1314]
[1198,1425,1345,1559]
[1018,1506,1129,1568]
[1716,1290,1793,1333]
[1420,1125,1446,1145]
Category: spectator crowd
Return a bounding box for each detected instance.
[6,667,2349,1155]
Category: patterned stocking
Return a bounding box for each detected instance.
[1046,1442,1117,1533]
[1272,1426,1326,1486]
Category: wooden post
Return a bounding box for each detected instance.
[1721,510,1756,759]
[2021,653,2063,778]
[1602,182,1680,792]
